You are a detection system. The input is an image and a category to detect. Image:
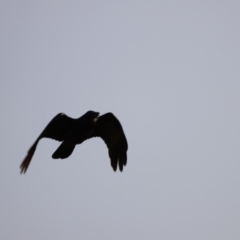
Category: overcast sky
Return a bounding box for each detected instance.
[1,1,240,239]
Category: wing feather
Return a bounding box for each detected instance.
[39,113,73,141]
[20,113,73,174]
[91,113,128,171]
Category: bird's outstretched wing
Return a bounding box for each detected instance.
[20,113,73,174]
[91,113,128,171]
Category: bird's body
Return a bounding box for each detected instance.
[20,111,128,174]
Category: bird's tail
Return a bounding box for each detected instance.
[52,141,75,159]
[20,140,39,174]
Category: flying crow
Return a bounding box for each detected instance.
[20,111,128,174]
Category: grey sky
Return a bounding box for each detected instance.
[1,1,240,239]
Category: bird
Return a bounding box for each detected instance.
[20,111,128,174]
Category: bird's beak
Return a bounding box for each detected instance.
[93,112,100,122]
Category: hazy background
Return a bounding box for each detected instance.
[1,1,240,239]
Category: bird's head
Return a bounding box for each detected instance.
[84,111,100,122]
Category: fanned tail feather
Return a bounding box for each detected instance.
[52,141,75,159]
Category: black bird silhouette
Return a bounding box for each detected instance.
[20,111,128,174]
